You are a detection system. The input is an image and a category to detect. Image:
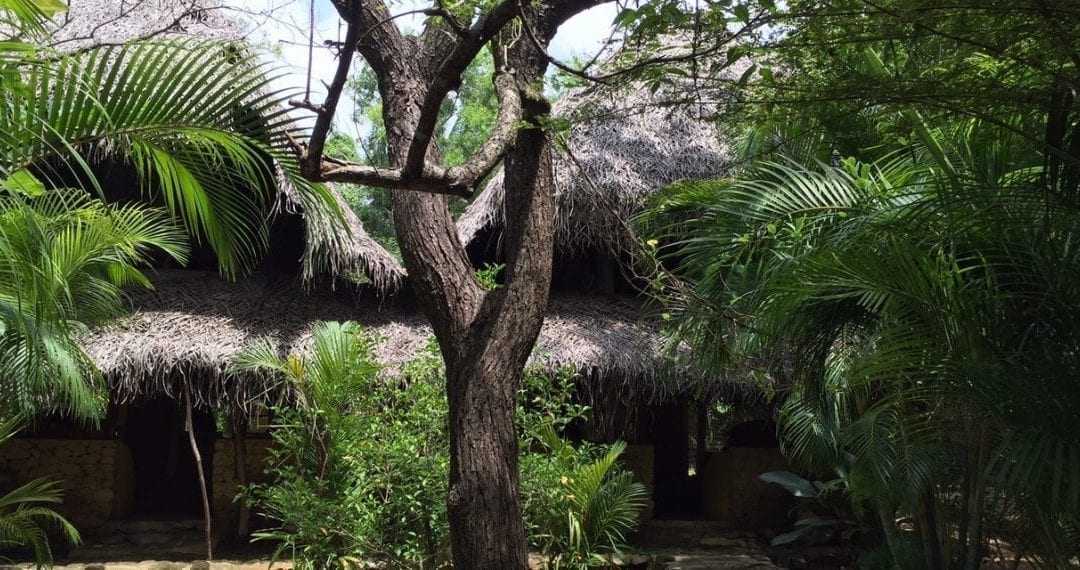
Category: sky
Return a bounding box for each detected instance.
[226,0,618,134]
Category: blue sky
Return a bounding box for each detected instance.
[229,0,617,133]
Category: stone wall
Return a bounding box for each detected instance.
[211,437,273,541]
[0,439,135,532]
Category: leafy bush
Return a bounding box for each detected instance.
[517,369,649,567]
[525,425,648,569]
[758,471,856,547]
[236,324,646,569]
[235,324,449,568]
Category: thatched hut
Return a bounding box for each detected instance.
[455,80,787,521]
[2,262,718,542]
[1,6,785,550]
[458,82,731,293]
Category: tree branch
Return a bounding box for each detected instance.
[518,2,767,86]
[308,71,520,197]
[318,160,472,197]
[401,0,522,179]
[444,72,522,187]
[300,9,360,179]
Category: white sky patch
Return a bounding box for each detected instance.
[224,0,615,136]
[550,3,618,62]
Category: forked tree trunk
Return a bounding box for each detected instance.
[392,92,556,567]
[447,97,555,566]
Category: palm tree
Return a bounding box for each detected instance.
[0,0,339,419]
[0,2,342,561]
[641,118,1080,568]
[0,188,189,419]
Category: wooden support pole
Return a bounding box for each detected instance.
[184,385,213,561]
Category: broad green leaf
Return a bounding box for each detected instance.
[758,470,819,497]
[2,169,45,197]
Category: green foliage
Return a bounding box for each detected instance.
[0,188,188,420]
[758,472,853,547]
[0,0,338,421]
[0,417,80,567]
[0,40,337,278]
[636,6,1080,565]
[234,323,448,568]
[524,427,648,569]
[236,328,645,569]
[642,120,1080,567]
[473,262,504,290]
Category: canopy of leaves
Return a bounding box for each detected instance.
[638,1,1080,567]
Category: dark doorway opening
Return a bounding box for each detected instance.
[121,398,214,517]
[651,402,702,518]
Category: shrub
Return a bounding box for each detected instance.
[237,324,646,569]
[524,425,649,569]
[236,324,449,568]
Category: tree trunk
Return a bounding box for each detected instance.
[392,89,555,566]
[445,354,529,567]
[918,489,944,570]
[877,504,903,570]
[312,2,597,566]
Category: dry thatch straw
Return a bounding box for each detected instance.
[282,183,406,292]
[457,83,732,257]
[81,270,750,409]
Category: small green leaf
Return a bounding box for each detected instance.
[3,169,45,197]
[613,8,638,27]
[736,63,758,86]
[0,41,35,53]
[733,4,750,23]
[32,0,67,16]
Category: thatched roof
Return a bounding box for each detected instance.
[281,183,406,292]
[44,2,406,290]
[82,270,739,408]
[457,84,732,256]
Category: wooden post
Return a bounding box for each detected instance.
[184,384,213,561]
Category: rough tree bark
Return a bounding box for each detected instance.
[296,1,601,566]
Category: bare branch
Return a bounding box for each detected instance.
[288,99,324,114]
[518,3,767,86]
[444,73,522,186]
[301,9,359,179]
[318,160,473,197]
[401,0,521,179]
